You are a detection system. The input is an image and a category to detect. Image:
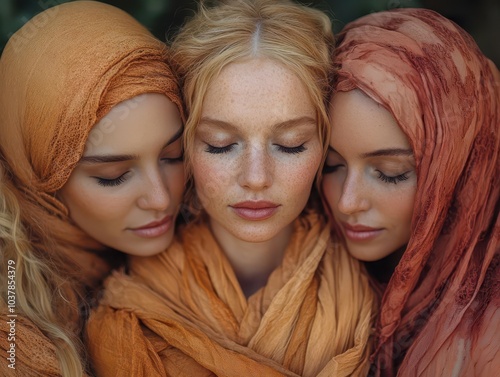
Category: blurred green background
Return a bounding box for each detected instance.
[1,0,499,65]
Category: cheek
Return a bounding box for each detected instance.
[61,180,133,225]
[381,185,416,227]
[164,165,185,207]
[321,176,336,211]
[400,187,416,226]
[191,153,231,204]
[279,150,322,199]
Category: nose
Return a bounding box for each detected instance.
[137,169,171,212]
[238,144,273,190]
[337,172,370,215]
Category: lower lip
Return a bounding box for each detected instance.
[231,207,278,221]
[129,218,172,238]
[343,227,383,242]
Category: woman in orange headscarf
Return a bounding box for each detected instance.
[85,0,376,376]
[0,2,184,375]
[322,8,499,376]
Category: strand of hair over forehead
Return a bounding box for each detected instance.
[196,0,332,35]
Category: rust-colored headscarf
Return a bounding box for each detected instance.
[0,1,182,374]
[86,213,376,376]
[333,8,499,376]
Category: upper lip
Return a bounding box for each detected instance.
[231,201,279,209]
[130,215,172,230]
[341,222,382,232]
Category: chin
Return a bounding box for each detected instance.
[345,245,388,262]
[230,225,282,243]
[121,234,174,257]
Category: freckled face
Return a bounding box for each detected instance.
[58,93,184,256]
[322,90,417,261]
[192,58,322,242]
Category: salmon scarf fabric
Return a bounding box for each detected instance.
[87,213,376,376]
[0,1,183,375]
[333,8,500,376]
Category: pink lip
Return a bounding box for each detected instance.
[230,201,280,221]
[129,215,173,238]
[341,222,384,242]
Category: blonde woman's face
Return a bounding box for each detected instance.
[322,90,417,261]
[59,93,184,256]
[192,58,322,243]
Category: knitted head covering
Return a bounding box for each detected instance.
[0,1,183,290]
[333,8,499,376]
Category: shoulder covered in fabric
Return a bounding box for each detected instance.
[0,311,62,376]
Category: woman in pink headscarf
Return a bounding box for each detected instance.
[322,8,499,376]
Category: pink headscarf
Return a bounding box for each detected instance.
[334,8,499,376]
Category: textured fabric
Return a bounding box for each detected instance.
[0,1,183,375]
[333,8,500,376]
[0,314,91,377]
[87,213,376,376]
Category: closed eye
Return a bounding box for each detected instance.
[94,172,129,187]
[322,164,342,174]
[161,155,184,163]
[275,143,306,154]
[376,170,410,184]
[205,143,236,154]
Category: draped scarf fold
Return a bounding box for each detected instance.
[87,213,376,376]
[333,8,500,376]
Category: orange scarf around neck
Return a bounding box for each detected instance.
[87,213,376,376]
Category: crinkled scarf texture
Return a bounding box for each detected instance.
[86,213,376,376]
[333,8,500,377]
[0,1,183,375]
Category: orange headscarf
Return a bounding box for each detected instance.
[0,1,183,375]
[333,8,499,376]
[0,0,183,291]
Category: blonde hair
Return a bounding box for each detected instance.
[171,0,334,208]
[0,164,85,376]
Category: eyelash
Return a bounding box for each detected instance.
[94,156,183,188]
[377,171,410,184]
[322,165,410,185]
[96,173,128,187]
[205,143,306,155]
[322,164,340,174]
[162,155,184,163]
[277,144,306,154]
[205,144,235,154]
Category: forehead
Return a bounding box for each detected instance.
[329,89,410,152]
[200,58,315,132]
[84,94,181,155]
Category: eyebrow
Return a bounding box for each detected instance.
[80,125,183,164]
[328,147,413,158]
[361,148,413,158]
[198,116,317,132]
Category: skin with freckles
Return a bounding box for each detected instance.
[192,58,322,294]
[58,93,184,256]
[322,89,417,262]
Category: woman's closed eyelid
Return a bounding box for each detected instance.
[93,171,130,187]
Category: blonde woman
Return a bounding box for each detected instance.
[86,1,376,376]
[0,2,185,375]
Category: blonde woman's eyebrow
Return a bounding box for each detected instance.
[199,116,316,132]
